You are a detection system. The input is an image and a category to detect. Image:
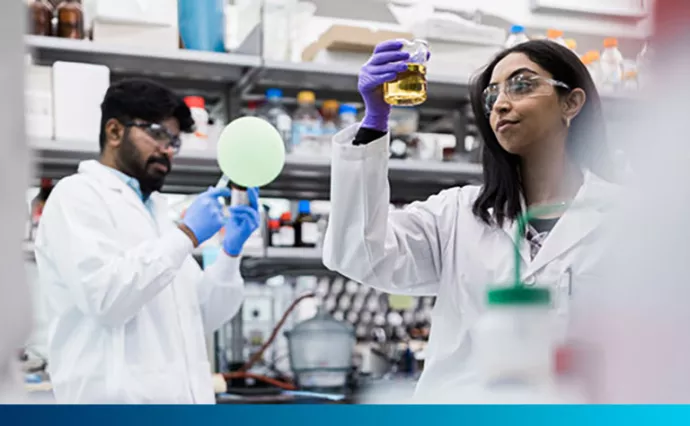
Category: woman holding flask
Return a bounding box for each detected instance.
[323,39,617,401]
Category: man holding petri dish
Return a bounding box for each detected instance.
[34,78,260,404]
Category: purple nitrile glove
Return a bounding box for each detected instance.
[358,39,411,132]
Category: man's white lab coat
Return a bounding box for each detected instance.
[34,160,244,404]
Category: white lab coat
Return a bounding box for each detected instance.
[34,160,244,404]
[323,124,619,402]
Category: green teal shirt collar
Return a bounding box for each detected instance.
[104,166,152,205]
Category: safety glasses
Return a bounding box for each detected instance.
[482,74,570,116]
[124,121,182,154]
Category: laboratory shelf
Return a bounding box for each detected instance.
[24,35,640,129]
[27,239,328,279]
[31,138,483,202]
[256,60,639,116]
[240,247,329,280]
[257,60,470,110]
[26,35,261,85]
[190,246,329,280]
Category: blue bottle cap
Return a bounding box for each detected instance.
[266,88,283,99]
[298,200,311,214]
[339,104,358,115]
[510,25,525,34]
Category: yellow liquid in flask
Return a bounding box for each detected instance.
[384,63,428,106]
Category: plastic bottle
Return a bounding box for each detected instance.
[505,25,529,48]
[338,104,358,130]
[183,96,209,150]
[291,90,322,156]
[321,100,340,136]
[278,212,295,247]
[257,88,292,152]
[623,70,639,91]
[546,29,567,47]
[294,200,319,248]
[450,286,569,404]
[30,178,53,241]
[636,42,653,89]
[268,219,281,247]
[178,0,225,52]
[600,38,624,92]
[582,51,602,88]
[316,215,328,249]
[245,100,259,117]
[565,38,578,56]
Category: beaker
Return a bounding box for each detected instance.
[384,39,430,107]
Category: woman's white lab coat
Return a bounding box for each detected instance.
[323,124,618,401]
[34,160,244,404]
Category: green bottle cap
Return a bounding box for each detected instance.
[487,286,551,306]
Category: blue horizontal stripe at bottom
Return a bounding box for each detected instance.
[0,405,688,426]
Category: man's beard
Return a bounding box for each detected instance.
[117,135,171,195]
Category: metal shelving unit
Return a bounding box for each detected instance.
[26,35,639,140]
[26,35,260,87]
[240,247,329,280]
[26,36,484,201]
[31,138,482,201]
[257,60,471,112]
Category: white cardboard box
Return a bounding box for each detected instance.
[92,20,178,50]
[25,64,54,140]
[52,61,110,143]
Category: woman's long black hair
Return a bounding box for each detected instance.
[469,39,613,227]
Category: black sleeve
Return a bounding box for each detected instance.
[353,127,387,146]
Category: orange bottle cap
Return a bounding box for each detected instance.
[547,29,564,39]
[603,37,618,48]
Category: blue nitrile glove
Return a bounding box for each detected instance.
[182,187,231,246]
[359,39,410,132]
[223,187,261,256]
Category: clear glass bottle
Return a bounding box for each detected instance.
[338,104,358,130]
[505,24,529,48]
[636,41,653,89]
[257,88,292,152]
[546,29,567,47]
[294,200,318,248]
[321,100,339,136]
[600,38,624,92]
[291,90,322,155]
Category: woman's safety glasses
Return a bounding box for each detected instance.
[482,73,570,116]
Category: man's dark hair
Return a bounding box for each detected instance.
[469,39,613,227]
[98,78,194,152]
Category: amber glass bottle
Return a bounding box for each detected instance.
[56,0,83,39]
[29,0,54,36]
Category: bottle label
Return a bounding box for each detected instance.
[280,227,295,246]
[322,121,338,136]
[601,62,623,87]
[301,222,320,244]
[390,139,407,157]
[272,231,282,247]
[292,120,321,146]
[277,115,292,133]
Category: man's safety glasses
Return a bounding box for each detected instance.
[124,121,182,154]
[482,74,570,116]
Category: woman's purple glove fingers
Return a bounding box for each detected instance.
[358,40,410,132]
